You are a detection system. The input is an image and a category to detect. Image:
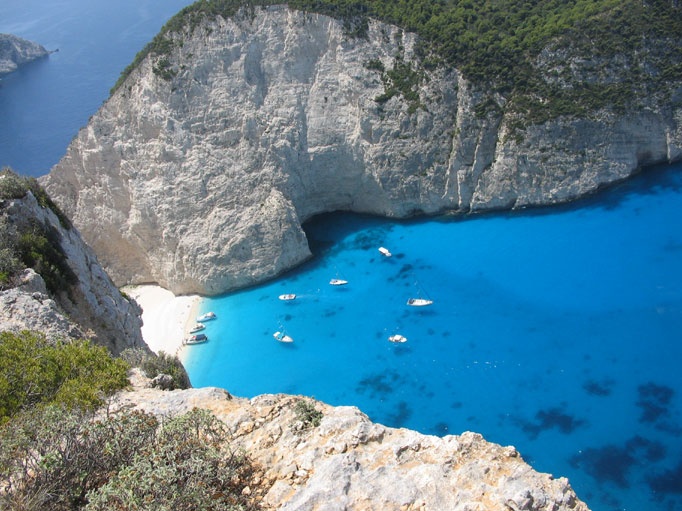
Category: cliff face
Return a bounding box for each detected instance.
[42,6,682,295]
[0,34,49,76]
[115,372,590,511]
[0,191,146,355]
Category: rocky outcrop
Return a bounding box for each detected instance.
[42,6,682,295]
[114,373,590,511]
[0,191,146,355]
[0,34,49,76]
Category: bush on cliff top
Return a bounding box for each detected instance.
[0,331,129,421]
[0,406,262,511]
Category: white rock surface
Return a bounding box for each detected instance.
[112,375,590,511]
[42,6,682,295]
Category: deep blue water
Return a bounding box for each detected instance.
[2,2,682,510]
[0,0,193,177]
[185,164,682,511]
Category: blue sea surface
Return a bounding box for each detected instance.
[0,0,194,177]
[185,164,682,511]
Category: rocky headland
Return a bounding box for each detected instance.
[42,5,682,296]
[0,34,49,76]
[113,370,589,511]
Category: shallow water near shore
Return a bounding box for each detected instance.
[185,162,682,511]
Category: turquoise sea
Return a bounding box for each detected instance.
[2,2,681,510]
[185,164,682,511]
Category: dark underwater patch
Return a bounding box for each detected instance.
[583,378,614,397]
[570,444,635,488]
[386,400,412,427]
[518,407,586,439]
[571,435,666,489]
[647,458,682,494]
[637,382,674,424]
[356,371,402,399]
[432,422,450,435]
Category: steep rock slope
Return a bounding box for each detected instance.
[0,190,146,355]
[114,374,590,511]
[43,6,682,295]
[0,34,49,76]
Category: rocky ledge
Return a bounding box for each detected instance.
[114,371,589,511]
[43,6,682,295]
[0,34,49,76]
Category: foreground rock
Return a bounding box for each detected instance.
[0,34,49,76]
[43,6,682,295]
[113,376,589,510]
[0,190,146,354]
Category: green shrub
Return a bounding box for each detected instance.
[141,350,192,389]
[0,331,130,420]
[0,406,159,511]
[85,408,260,511]
[293,398,323,430]
[17,220,78,296]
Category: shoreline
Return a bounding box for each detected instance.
[123,284,202,358]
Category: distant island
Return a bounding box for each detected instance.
[0,33,49,76]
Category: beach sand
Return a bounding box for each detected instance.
[124,285,202,358]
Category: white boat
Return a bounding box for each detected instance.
[329,278,348,286]
[378,246,392,257]
[184,333,208,345]
[273,331,294,343]
[406,298,433,307]
[388,334,407,343]
[196,311,217,322]
[279,293,296,301]
[189,323,206,333]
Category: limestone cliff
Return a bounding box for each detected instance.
[114,371,590,511]
[0,190,146,355]
[0,34,49,76]
[43,6,682,295]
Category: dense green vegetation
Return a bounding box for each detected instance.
[0,331,261,510]
[0,168,76,292]
[0,331,129,420]
[0,406,261,511]
[112,0,682,121]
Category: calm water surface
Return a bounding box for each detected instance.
[186,164,682,511]
[2,2,682,510]
[0,0,194,176]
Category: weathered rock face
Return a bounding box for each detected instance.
[114,374,590,510]
[0,34,49,76]
[0,192,146,355]
[42,6,682,295]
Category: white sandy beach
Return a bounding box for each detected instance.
[123,285,202,358]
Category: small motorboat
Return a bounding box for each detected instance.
[406,298,433,307]
[184,333,208,345]
[388,334,407,343]
[189,323,206,333]
[196,311,217,322]
[273,331,294,343]
[279,293,296,301]
[378,246,392,257]
[329,278,348,286]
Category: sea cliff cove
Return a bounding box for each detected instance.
[1,0,682,510]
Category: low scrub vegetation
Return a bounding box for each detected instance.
[0,331,262,510]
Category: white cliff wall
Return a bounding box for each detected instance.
[43,6,681,295]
